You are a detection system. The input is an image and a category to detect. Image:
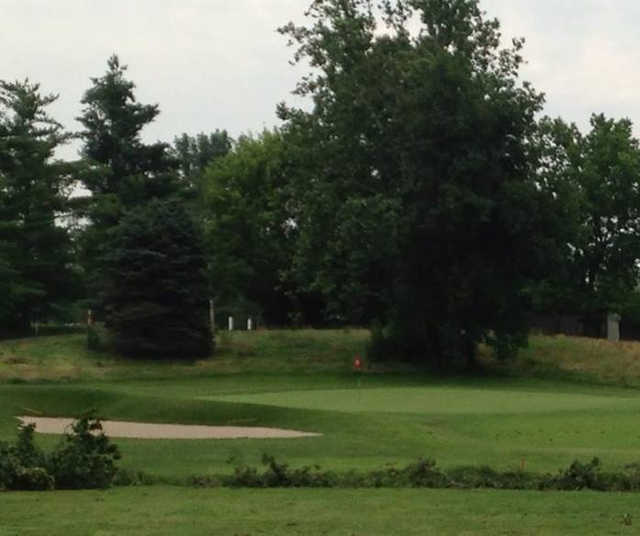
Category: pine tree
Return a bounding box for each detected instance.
[0,79,77,334]
[103,199,212,358]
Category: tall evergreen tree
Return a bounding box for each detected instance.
[78,55,177,211]
[103,199,212,358]
[0,80,77,334]
[77,55,180,311]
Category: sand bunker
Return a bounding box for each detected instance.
[17,416,321,440]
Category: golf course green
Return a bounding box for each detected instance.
[2,330,640,534]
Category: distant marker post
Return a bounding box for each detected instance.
[353,355,363,393]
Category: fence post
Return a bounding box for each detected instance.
[607,312,621,342]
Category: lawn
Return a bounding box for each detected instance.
[2,330,640,533]
[0,487,637,535]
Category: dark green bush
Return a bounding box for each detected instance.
[448,465,535,490]
[0,424,51,491]
[14,467,54,491]
[0,441,19,490]
[221,455,337,488]
[218,456,640,492]
[223,464,264,488]
[47,412,121,490]
[540,457,604,491]
[404,458,449,488]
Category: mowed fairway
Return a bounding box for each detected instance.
[3,371,640,476]
[3,331,640,534]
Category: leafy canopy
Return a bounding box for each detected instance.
[279,0,554,365]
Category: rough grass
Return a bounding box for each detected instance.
[482,334,640,386]
[0,329,370,382]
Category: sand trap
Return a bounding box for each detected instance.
[16,417,321,440]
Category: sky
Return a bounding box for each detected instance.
[3,0,640,160]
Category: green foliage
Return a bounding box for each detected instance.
[541,457,604,491]
[102,199,212,358]
[172,130,231,192]
[447,465,535,490]
[13,466,55,491]
[77,55,181,315]
[216,455,640,492]
[0,79,79,336]
[279,0,553,365]
[48,412,121,490]
[532,115,640,317]
[77,55,177,205]
[0,414,121,491]
[221,456,449,489]
[201,130,299,325]
[0,423,51,491]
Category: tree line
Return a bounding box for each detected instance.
[2,0,640,367]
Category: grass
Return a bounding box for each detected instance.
[486,333,640,386]
[3,329,640,533]
[1,487,638,535]
[0,328,369,382]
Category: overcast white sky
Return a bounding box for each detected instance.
[3,1,640,160]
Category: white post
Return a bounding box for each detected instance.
[228,316,234,331]
[607,312,621,342]
[247,317,253,331]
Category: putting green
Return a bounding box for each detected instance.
[204,386,640,415]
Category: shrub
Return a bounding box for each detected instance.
[448,465,535,490]
[14,467,54,491]
[404,458,449,488]
[0,424,51,491]
[540,457,604,491]
[48,412,121,489]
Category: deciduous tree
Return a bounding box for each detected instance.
[279,0,554,365]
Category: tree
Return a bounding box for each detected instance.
[102,199,212,358]
[0,79,78,335]
[534,114,640,317]
[78,55,177,209]
[201,130,297,325]
[77,55,180,309]
[172,130,232,191]
[279,0,554,366]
